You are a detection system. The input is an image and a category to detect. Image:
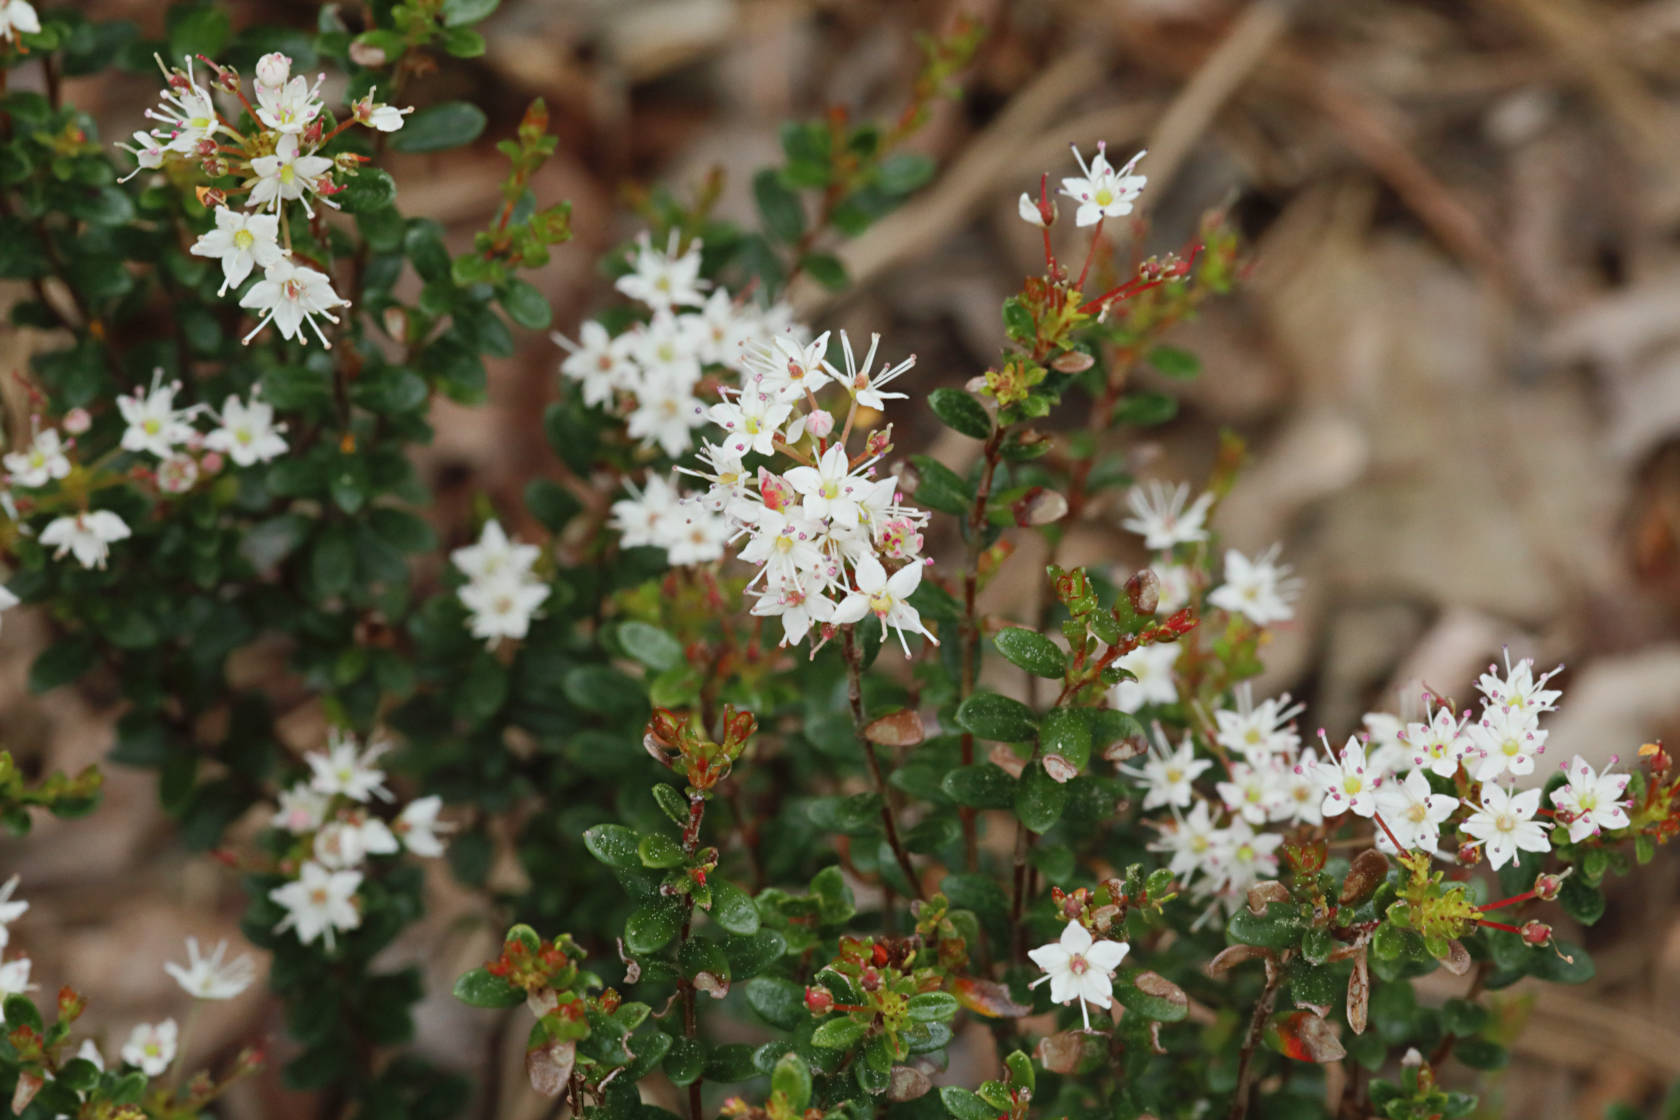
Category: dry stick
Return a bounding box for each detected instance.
[841,625,924,901]
[1228,961,1287,1120]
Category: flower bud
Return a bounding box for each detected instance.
[1339,848,1389,905]
[804,986,834,1015]
[62,408,90,434]
[1520,920,1552,947]
[1532,871,1565,901]
[255,52,291,91]
[804,409,835,438]
[859,967,881,991]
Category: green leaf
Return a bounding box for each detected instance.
[451,968,523,1009]
[637,832,684,868]
[906,991,958,1023]
[440,26,486,57]
[1013,762,1066,834]
[940,764,1015,809]
[625,900,684,954]
[664,1036,704,1086]
[1038,707,1092,771]
[710,879,760,935]
[928,387,992,440]
[652,784,690,828]
[168,4,231,60]
[940,1086,995,1120]
[754,168,805,243]
[909,454,972,516]
[801,252,846,291]
[1112,391,1179,426]
[1114,967,1188,1022]
[878,153,935,196]
[391,102,488,154]
[1227,903,1305,951]
[442,0,501,25]
[811,1015,868,1050]
[744,976,805,1030]
[29,636,95,694]
[584,824,641,869]
[1557,874,1605,926]
[498,279,552,330]
[771,1052,813,1112]
[955,690,1037,742]
[1146,345,1201,380]
[2,993,42,1031]
[618,621,685,672]
[992,628,1064,679]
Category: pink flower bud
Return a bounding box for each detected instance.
[62,408,91,434]
[1520,920,1552,947]
[201,451,225,474]
[804,987,834,1015]
[804,409,834,438]
[255,52,292,91]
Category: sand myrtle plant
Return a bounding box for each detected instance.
[4,4,1680,1120]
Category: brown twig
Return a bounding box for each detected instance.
[841,625,923,901]
[1228,961,1286,1120]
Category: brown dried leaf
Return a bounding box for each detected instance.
[1339,849,1390,905]
[1208,944,1274,977]
[526,1039,576,1098]
[988,744,1027,779]
[694,971,730,999]
[526,986,559,1019]
[1438,939,1472,976]
[1246,880,1291,915]
[865,709,926,748]
[1102,737,1147,764]
[1043,753,1079,783]
[887,1065,933,1101]
[952,976,1031,1018]
[1134,970,1189,1017]
[1034,1030,1093,1074]
[1051,349,1095,373]
[11,1072,42,1115]
[1347,950,1370,1035]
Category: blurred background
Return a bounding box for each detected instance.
[5,0,1680,1116]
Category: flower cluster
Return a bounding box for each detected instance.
[451,519,552,644]
[1,374,288,577]
[121,51,410,347]
[268,730,451,949]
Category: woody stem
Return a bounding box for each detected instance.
[841,625,923,901]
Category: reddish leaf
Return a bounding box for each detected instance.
[952,976,1030,1018]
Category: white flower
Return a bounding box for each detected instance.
[1207,545,1299,627]
[145,58,221,154]
[1551,755,1631,844]
[1462,784,1550,870]
[1467,706,1546,782]
[240,259,348,348]
[833,331,915,411]
[313,813,399,869]
[0,957,33,999]
[665,508,731,566]
[306,730,393,803]
[118,374,196,460]
[1206,818,1283,897]
[40,510,131,569]
[1110,641,1180,713]
[1121,481,1211,551]
[1119,734,1211,811]
[740,331,832,402]
[459,570,551,643]
[706,389,792,459]
[833,555,936,654]
[785,444,874,526]
[269,861,362,949]
[1402,702,1470,778]
[272,783,329,834]
[157,454,199,495]
[116,129,166,183]
[1027,920,1128,1031]
[394,796,452,857]
[1216,760,1286,826]
[120,1020,177,1076]
[1373,769,1457,853]
[1151,799,1225,879]
[190,208,283,295]
[351,90,412,132]
[1312,735,1380,819]
[677,442,751,513]
[0,1,39,42]
[246,133,335,216]
[626,377,704,459]
[555,320,638,408]
[748,571,836,648]
[452,519,540,585]
[254,73,325,135]
[4,426,71,488]
[204,394,288,466]
[611,476,685,549]
[164,937,257,1001]
[1212,684,1304,762]
[1276,747,1324,826]
[0,875,27,952]
[1476,650,1563,720]
[1361,711,1411,776]
[1152,561,1194,614]
[615,231,707,311]
[76,1038,103,1070]
[1059,143,1147,227]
